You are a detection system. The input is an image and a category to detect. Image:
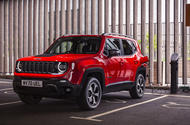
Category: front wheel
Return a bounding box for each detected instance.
[77,77,102,110]
[129,74,145,99]
[18,94,42,105]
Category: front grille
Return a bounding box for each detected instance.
[20,61,58,74]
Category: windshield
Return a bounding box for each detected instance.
[45,36,102,54]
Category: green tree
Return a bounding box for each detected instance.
[138,33,157,57]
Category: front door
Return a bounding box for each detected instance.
[103,38,122,85]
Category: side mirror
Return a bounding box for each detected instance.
[108,49,120,57]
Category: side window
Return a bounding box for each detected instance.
[122,40,133,55]
[103,39,121,56]
[127,40,137,52]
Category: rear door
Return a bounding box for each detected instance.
[120,39,139,82]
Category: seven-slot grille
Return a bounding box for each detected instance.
[20,61,59,74]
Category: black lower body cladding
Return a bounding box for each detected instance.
[13,76,81,98]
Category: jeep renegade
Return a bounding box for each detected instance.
[13,33,148,110]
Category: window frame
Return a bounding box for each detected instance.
[120,38,137,56]
[103,38,123,57]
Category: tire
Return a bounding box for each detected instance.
[129,73,145,99]
[18,94,42,105]
[77,77,102,110]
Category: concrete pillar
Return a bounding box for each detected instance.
[55,0,60,38]
[73,0,78,34]
[18,0,24,57]
[133,0,137,39]
[149,0,154,85]
[165,0,170,84]
[112,0,116,33]
[92,0,97,34]
[79,0,84,34]
[126,0,130,35]
[67,0,72,34]
[85,0,91,34]
[61,0,66,35]
[105,0,109,33]
[49,0,55,44]
[174,0,179,53]
[13,0,19,62]
[182,0,187,84]
[141,0,146,55]
[119,0,124,34]
[33,0,38,55]
[0,0,4,75]
[44,0,49,50]
[39,0,44,54]
[4,0,9,74]
[165,0,171,85]
[157,0,162,85]
[9,0,14,73]
[98,0,104,34]
[23,0,28,57]
[28,0,33,56]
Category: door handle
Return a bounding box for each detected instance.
[120,61,124,65]
[134,60,138,64]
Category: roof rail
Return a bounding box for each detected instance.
[101,33,133,38]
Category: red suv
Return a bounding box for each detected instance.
[13,33,148,110]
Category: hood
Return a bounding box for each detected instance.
[18,54,96,62]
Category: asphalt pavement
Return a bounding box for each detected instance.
[0,79,190,125]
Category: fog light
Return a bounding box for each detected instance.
[60,80,67,83]
[65,88,71,92]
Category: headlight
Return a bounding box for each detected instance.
[57,62,68,73]
[16,61,22,72]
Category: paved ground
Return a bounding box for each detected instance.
[0,79,190,125]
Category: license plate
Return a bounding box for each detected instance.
[21,80,43,88]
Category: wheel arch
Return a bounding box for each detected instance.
[80,67,105,93]
[135,65,147,81]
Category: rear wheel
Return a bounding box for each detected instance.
[77,77,102,110]
[18,94,42,105]
[129,73,145,99]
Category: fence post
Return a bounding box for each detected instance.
[133,0,137,39]
[0,0,4,75]
[119,0,124,34]
[73,0,78,34]
[79,0,84,34]
[44,0,49,50]
[98,0,104,34]
[61,0,66,35]
[182,0,187,85]
[157,0,162,85]
[33,0,38,55]
[141,0,146,55]
[28,0,33,55]
[126,0,130,35]
[23,0,28,57]
[165,0,171,85]
[92,0,97,34]
[4,0,9,74]
[149,0,154,85]
[105,0,110,33]
[112,0,116,33]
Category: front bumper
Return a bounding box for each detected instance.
[13,76,81,98]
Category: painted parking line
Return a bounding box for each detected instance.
[0,101,21,106]
[0,88,13,92]
[162,102,190,110]
[71,95,168,122]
